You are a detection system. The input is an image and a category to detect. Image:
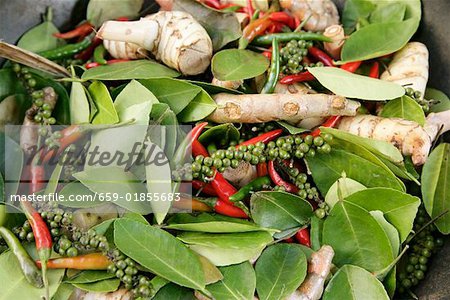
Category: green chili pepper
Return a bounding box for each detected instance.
[252,32,332,46]
[0,226,44,288]
[261,38,280,94]
[38,36,92,60]
[229,176,272,202]
[93,44,107,65]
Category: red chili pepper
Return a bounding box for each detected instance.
[37,253,111,270]
[269,12,295,29]
[309,115,342,137]
[237,129,283,147]
[284,237,295,243]
[295,228,311,247]
[308,46,334,67]
[41,124,86,163]
[75,36,102,60]
[340,61,362,73]
[294,16,300,29]
[85,59,130,69]
[240,16,273,48]
[53,22,93,39]
[203,0,221,9]
[21,201,52,299]
[268,160,299,193]
[192,180,217,196]
[256,162,268,177]
[28,154,46,194]
[246,0,255,18]
[192,140,210,157]
[279,71,315,84]
[115,17,130,21]
[214,199,248,218]
[369,61,380,78]
[262,50,272,60]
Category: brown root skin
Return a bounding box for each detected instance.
[323,25,345,60]
[380,42,429,99]
[293,245,335,300]
[103,40,148,60]
[338,115,431,165]
[222,161,257,188]
[20,87,58,155]
[280,0,339,32]
[208,93,360,123]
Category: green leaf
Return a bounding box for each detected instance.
[369,211,400,256]
[73,167,149,214]
[188,80,242,95]
[88,81,119,125]
[73,279,120,293]
[58,182,100,208]
[44,159,64,195]
[380,95,426,126]
[322,201,394,272]
[250,191,313,231]
[0,68,27,101]
[82,60,180,81]
[308,67,405,100]
[383,267,397,299]
[52,283,74,300]
[153,283,195,300]
[255,244,307,300]
[178,231,273,266]
[173,0,241,51]
[166,213,266,233]
[276,121,308,134]
[144,143,172,224]
[150,276,170,295]
[207,262,256,300]
[177,90,217,123]
[66,270,115,284]
[3,136,23,197]
[0,251,64,300]
[425,88,450,113]
[69,81,90,124]
[212,49,269,81]
[341,18,420,62]
[114,218,206,290]
[17,9,64,53]
[323,265,389,300]
[114,79,158,124]
[342,0,376,33]
[369,2,406,23]
[306,149,404,195]
[325,176,366,209]
[149,103,178,159]
[321,127,404,164]
[198,124,240,147]
[198,255,223,285]
[87,0,144,27]
[140,78,201,114]
[345,188,420,242]
[421,143,450,234]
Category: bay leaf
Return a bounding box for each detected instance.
[380,95,426,126]
[255,244,307,300]
[66,270,115,284]
[152,283,195,300]
[421,143,450,234]
[88,81,119,125]
[73,279,120,293]
[425,88,450,113]
[308,67,405,100]
[69,81,90,124]
[177,89,217,123]
[114,218,206,290]
[82,60,179,81]
[212,49,269,81]
[207,262,256,300]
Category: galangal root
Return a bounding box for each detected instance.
[290,245,335,300]
[381,42,429,99]
[208,93,360,123]
[280,0,339,32]
[102,40,147,60]
[323,25,345,60]
[97,11,213,75]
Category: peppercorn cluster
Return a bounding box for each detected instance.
[280,40,323,75]
[14,204,155,299]
[405,88,437,114]
[192,133,333,179]
[396,207,445,295]
[12,63,56,125]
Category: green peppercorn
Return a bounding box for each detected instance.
[59,239,72,251]
[107,264,117,274]
[306,148,316,157]
[66,247,78,257]
[422,249,431,257]
[414,270,424,280]
[409,256,419,265]
[315,208,326,219]
[12,64,21,73]
[116,269,125,279]
[23,73,32,80]
[213,159,223,168]
[406,264,414,273]
[304,135,313,145]
[401,278,412,288]
[27,79,36,88]
[51,228,60,236]
[203,157,213,167]
[231,159,239,168]
[116,260,127,270]
[313,136,324,147]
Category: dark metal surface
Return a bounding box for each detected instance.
[0,0,449,299]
